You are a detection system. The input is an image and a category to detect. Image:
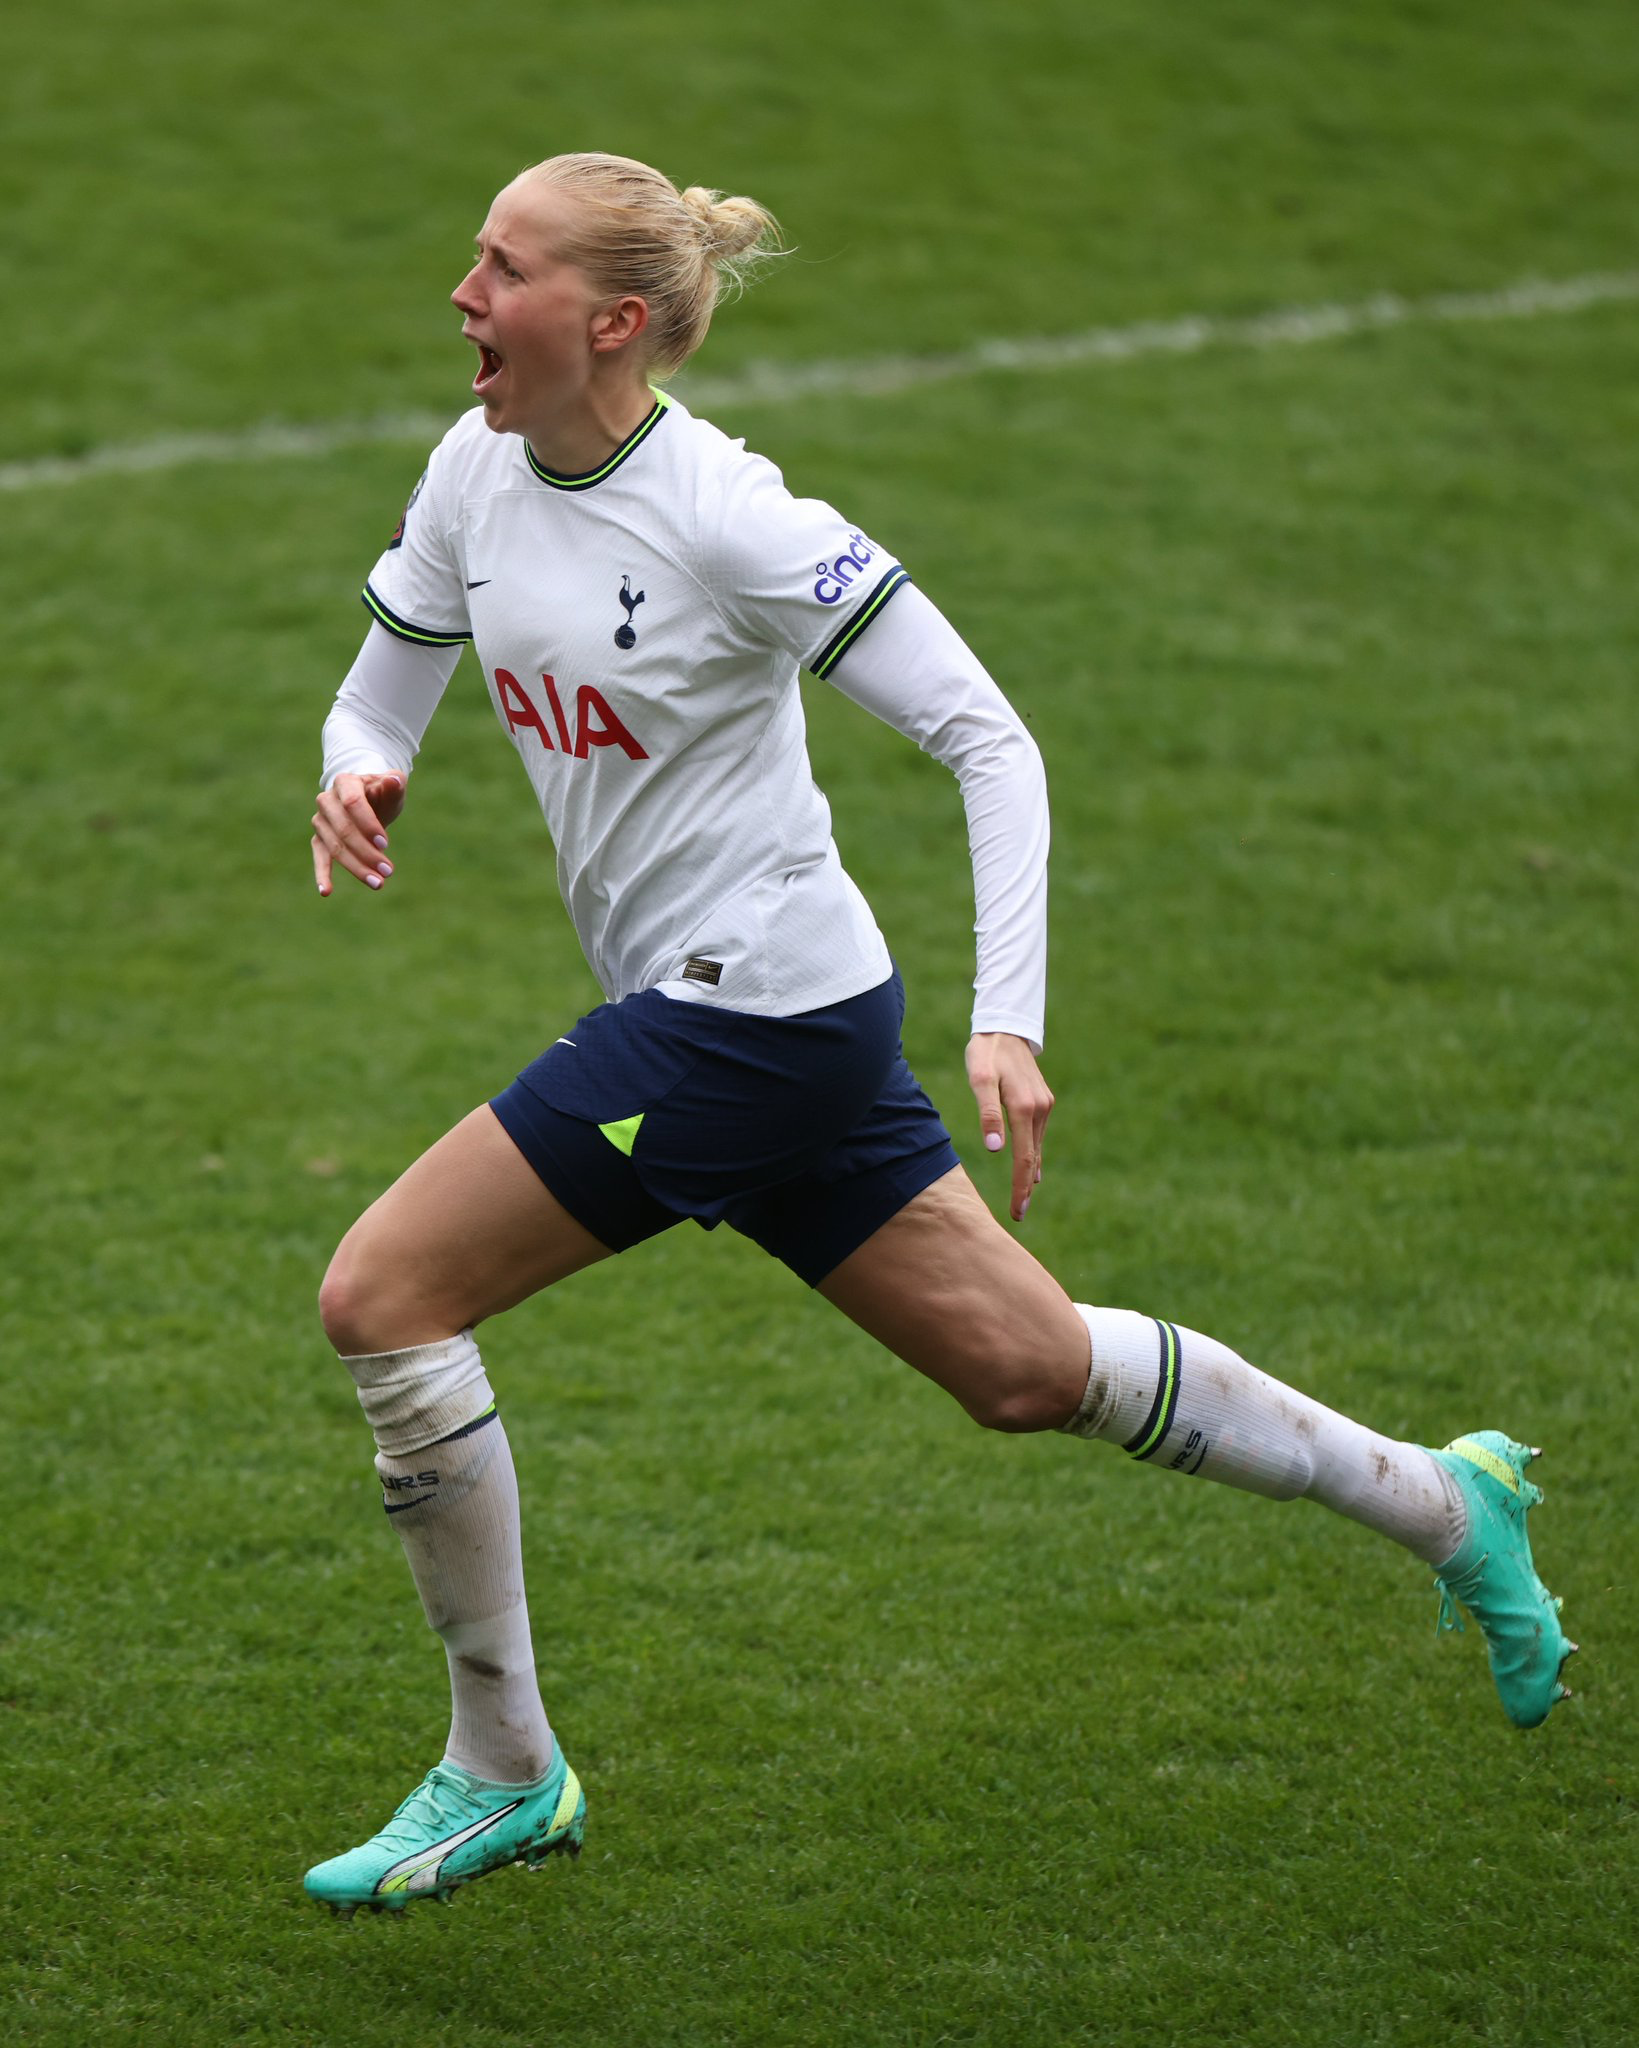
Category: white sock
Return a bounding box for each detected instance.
[376,1406,555,1785]
[1062,1304,1465,1566]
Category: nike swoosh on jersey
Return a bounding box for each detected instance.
[375,1797,526,1894]
[466,578,491,589]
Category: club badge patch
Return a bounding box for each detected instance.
[387,471,427,551]
[615,574,645,648]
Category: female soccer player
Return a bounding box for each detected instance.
[303,153,1574,1914]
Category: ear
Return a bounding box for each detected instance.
[590,295,650,354]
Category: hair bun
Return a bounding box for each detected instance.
[519,152,786,375]
[680,185,773,262]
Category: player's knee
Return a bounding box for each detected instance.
[964,1374,1077,1434]
[318,1233,395,1356]
[948,1327,1078,1434]
[317,1248,363,1355]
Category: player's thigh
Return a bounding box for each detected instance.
[320,1104,614,1352]
[817,1165,1088,1431]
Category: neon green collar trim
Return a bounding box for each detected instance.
[524,390,671,492]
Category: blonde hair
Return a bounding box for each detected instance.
[518,152,784,378]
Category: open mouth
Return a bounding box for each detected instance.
[473,342,504,393]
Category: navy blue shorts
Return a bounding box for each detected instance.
[490,970,959,1286]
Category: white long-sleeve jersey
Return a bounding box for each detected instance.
[323,396,1049,1046]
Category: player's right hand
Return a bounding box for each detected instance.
[311,772,407,897]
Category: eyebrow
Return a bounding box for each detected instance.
[476,233,523,269]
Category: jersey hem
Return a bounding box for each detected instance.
[652,956,894,1018]
[809,565,913,679]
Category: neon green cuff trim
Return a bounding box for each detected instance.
[598,1113,644,1157]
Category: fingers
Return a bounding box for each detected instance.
[967,1034,1054,1222]
[1008,1101,1040,1221]
[368,772,408,829]
[972,1070,1007,1159]
[311,773,403,895]
[1012,1079,1054,1220]
[1032,1077,1054,1182]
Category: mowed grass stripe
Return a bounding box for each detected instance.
[4,268,1636,494]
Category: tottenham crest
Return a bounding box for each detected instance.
[614,574,645,649]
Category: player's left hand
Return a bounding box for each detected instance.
[965,1032,1054,1222]
[311,771,407,897]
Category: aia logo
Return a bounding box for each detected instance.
[495,669,649,761]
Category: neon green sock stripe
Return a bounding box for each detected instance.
[1125,1320,1180,1460]
[428,1401,498,1448]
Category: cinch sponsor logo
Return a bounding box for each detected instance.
[494,669,650,761]
[813,531,877,605]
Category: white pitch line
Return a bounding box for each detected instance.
[4,270,1636,495]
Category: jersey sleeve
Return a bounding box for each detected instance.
[360,431,473,649]
[710,455,911,678]
[822,585,1049,1051]
[322,621,463,786]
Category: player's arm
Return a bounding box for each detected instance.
[704,463,1051,1215]
[823,586,1052,1220]
[315,429,474,896]
[311,623,462,896]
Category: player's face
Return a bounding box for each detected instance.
[450,181,610,436]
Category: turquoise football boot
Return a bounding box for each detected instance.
[1427,1433,1578,1729]
[304,1748,584,1914]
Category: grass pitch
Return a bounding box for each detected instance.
[4,3,1637,2043]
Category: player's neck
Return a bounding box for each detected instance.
[523,378,655,478]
